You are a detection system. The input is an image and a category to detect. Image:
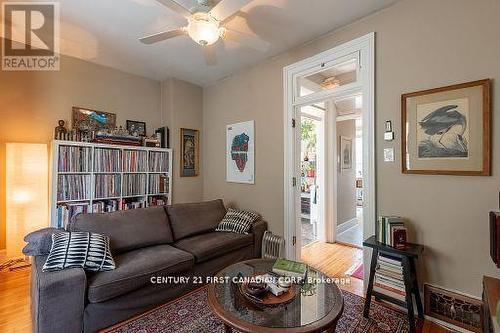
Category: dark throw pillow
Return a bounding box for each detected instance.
[43,231,115,272]
[215,208,260,234]
[23,227,62,256]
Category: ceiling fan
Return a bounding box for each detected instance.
[139,0,270,65]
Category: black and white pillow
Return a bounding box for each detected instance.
[43,231,115,272]
[215,208,260,234]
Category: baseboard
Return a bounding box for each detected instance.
[337,218,358,234]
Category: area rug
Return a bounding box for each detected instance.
[351,263,364,280]
[104,286,409,333]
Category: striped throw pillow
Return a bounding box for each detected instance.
[43,231,115,272]
[215,208,260,234]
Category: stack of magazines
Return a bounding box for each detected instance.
[373,254,406,301]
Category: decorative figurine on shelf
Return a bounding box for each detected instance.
[54,120,68,140]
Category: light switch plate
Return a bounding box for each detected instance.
[384,132,394,141]
[384,148,395,162]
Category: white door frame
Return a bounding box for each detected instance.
[283,33,375,281]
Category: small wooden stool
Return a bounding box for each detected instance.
[363,235,424,333]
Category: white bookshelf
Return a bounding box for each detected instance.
[50,140,173,228]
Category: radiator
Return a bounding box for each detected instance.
[261,231,285,259]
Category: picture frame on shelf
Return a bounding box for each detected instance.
[180,128,199,177]
[72,107,116,133]
[126,120,147,137]
[401,79,491,176]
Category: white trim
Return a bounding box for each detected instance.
[337,217,358,234]
[283,33,376,280]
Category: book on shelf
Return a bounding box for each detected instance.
[148,196,167,206]
[376,216,407,247]
[92,200,120,213]
[57,202,89,228]
[272,259,308,280]
[122,174,146,196]
[57,174,91,201]
[95,174,121,198]
[58,145,92,172]
[123,150,147,172]
[94,148,121,172]
[121,199,146,210]
[149,151,168,172]
[373,253,406,301]
[148,174,169,194]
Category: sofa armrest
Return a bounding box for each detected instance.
[250,219,268,258]
[31,256,86,333]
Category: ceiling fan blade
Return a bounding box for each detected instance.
[155,0,192,19]
[209,0,252,22]
[222,29,270,52]
[139,28,186,44]
[202,45,217,66]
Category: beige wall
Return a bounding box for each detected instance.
[337,120,356,226]
[203,0,500,296]
[161,78,203,204]
[0,53,162,251]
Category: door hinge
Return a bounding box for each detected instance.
[292,177,296,187]
[292,118,296,128]
[292,236,296,246]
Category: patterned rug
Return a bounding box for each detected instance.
[105,286,409,333]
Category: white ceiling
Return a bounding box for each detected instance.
[18,0,400,86]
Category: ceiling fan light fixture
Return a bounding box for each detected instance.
[187,12,220,46]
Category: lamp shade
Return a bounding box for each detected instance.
[6,143,48,258]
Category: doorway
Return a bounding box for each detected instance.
[283,33,375,286]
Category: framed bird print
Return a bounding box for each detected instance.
[402,79,491,176]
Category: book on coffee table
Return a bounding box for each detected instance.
[272,259,307,280]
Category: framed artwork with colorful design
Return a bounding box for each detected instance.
[180,128,199,177]
[226,120,254,184]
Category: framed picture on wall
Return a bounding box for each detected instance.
[226,120,255,184]
[180,128,199,177]
[402,79,491,176]
[72,107,116,132]
[126,120,147,136]
[340,136,352,170]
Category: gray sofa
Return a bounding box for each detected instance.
[30,199,267,333]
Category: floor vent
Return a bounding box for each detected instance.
[261,231,285,259]
[424,284,482,332]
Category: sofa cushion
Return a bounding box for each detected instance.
[166,199,226,240]
[69,206,173,254]
[173,232,253,263]
[87,245,194,303]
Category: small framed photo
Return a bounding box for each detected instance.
[340,136,352,170]
[402,79,491,176]
[126,120,147,136]
[180,128,199,177]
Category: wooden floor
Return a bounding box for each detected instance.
[0,245,450,333]
[301,241,452,333]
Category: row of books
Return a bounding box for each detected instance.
[122,174,147,196]
[95,174,121,198]
[122,199,146,210]
[123,150,147,172]
[57,175,91,201]
[373,254,406,301]
[376,216,407,247]
[58,146,92,173]
[148,174,169,194]
[94,148,121,172]
[148,196,167,206]
[149,151,169,172]
[56,202,89,228]
[92,200,119,213]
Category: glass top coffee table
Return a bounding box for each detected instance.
[207,259,344,333]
